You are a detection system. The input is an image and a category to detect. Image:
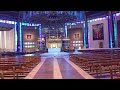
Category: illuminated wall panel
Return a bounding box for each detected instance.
[20,22,23,52]
[0,29,15,52]
[14,23,17,52]
[113,15,117,48]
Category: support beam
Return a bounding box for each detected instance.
[16,21,20,52]
[65,24,68,49]
[113,14,117,48]
[16,12,23,52]
[108,11,117,48]
[84,11,89,48]
[14,22,17,52]
[39,25,42,50]
[82,11,88,48]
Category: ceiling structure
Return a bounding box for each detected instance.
[0,11,119,32]
[0,11,119,30]
[0,11,115,22]
[0,11,119,33]
[22,11,85,28]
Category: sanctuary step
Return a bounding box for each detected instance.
[48,48,61,53]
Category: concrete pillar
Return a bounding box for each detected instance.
[16,12,22,52]
[108,11,117,48]
[82,11,88,48]
[39,25,42,50]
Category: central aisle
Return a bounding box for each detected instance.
[25,53,94,79]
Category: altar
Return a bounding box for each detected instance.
[48,48,61,53]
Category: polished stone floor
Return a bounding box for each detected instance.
[25,52,94,79]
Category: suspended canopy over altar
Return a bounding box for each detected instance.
[22,11,85,28]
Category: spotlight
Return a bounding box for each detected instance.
[32,24,34,26]
[97,18,100,21]
[35,27,37,29]
[92,19,95,22]
[94,19,97,21]
[99,18,102,20]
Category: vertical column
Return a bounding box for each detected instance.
[108,11,113,48]
[0,31,1,49]
[82,22,86,48]
[16,21,23,52]
[39,25,42,50]
[45,33,47,50]
[82,11,88,48]
[2,31,4,50]
[7,30,10,51]
[113,14,117,48]
[19,22,23,52]
[108,11,116,48]
[16,12,23,52]
[4,31,6,49]
[65,24,68,48]
[84,12,89,48]
[65,24,68,38]
[14,22,17,52]
[16,21,20,52]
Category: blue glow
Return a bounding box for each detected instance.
[71,23,76,25]
[113,15,117,47]
[108,16,113,48]
[65,25,67,38]
[87,20,90,22]
[22,22,41,26]
[27,23,29,26]
[14,23,17,52]
[14,22,17,24]
[89,20,92,22]
[83,23,86,48]
[88,27,90,48]
[22,22,26,25]
[20,22,22,52]
[76,22,80,23]
[86,16,108,23]
[39,25,42,49]
[65,24,68,48]
[0,19,15,24]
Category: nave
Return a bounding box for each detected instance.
[1,50,120,79]
[0,52,94,79]
[25,54,93,79]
